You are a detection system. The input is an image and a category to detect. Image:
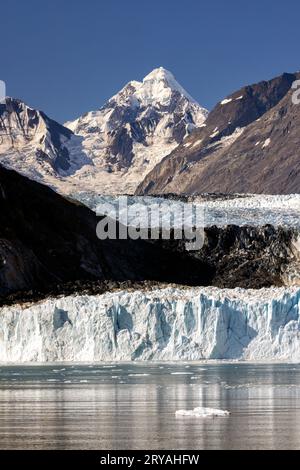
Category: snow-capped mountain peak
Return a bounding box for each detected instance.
[107,67,199,109]
[137,66,198,106]
[0,97,92,186]
[65,67,208,194]
[0,68,208,196]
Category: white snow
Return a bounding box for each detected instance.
[176,407,230,417]
[191,139,203,148]
[236,95,244,100]
[198,193,300,227]
[2,286,300,362]
[207,127,243,150]
[134,67,198,107]
[62,67,208,195]
[0,98,93,192]
[210,129,220,138]
[0,69,208,196]
[220,98,232,105]
[262,138,271,148]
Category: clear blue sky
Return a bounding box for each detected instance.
[1,0,300,123]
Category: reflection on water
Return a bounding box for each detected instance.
[0,363,300,449]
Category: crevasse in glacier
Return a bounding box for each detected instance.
[1,286,300,362]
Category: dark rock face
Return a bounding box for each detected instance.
[0,164,213,298]
[192,225,296,289]
[136,72,300,195]
[0,164,298,303]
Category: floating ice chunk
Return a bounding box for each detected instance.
[171,372,193,375]
[176,407,230,418]
[128,373,150,377]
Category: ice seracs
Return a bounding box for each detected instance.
[2,286,300,362]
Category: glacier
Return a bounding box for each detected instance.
[74,192,300,229]
[1,286,300,363]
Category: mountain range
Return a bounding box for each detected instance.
[0,163,295,301]
[0,68,300,196]
[137,72,300,195]
[0,67,207,195]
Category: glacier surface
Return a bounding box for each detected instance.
[74,193,300,228]
[1,286,300,363]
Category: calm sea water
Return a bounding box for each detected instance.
[0,363,300,450]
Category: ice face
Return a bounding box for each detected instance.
[1,286,300,363]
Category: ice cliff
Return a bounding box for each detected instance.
[1,286,300,362]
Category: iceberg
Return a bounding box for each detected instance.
[176,407,230,417]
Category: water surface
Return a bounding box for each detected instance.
[0,363,300,450]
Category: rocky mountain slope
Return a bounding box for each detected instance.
[0,97,92,187]
[1,162,299,301]
[0,164,221,298]
[0,68,208,196]
[137,72,300,195]
[65,67,208,194]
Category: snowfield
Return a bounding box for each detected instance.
[1,286,300,362]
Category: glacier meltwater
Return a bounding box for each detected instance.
[1,287,300,362]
